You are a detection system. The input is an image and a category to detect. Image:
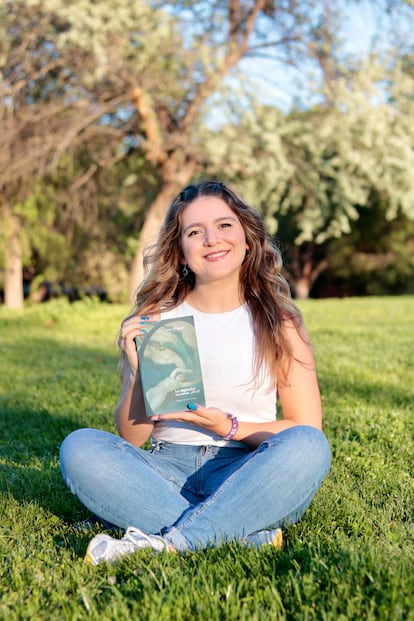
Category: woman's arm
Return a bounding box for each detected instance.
[276,321,322,427]
[114,367,153,446]
[113,311,158,446]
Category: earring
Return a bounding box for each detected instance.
[182,264,189,277]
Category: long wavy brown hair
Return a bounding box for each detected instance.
[124,180,304,387]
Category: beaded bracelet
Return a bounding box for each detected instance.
[223,413,239,440]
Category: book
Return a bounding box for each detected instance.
[137,316,206,417]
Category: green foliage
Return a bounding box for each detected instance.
[0,298,413,619]
[11,183,70,271]
[202,56,414,296]
[2,1,414,302]
[208,57,414,245]
[324,207,414,296]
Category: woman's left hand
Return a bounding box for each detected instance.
[150,404,233,438]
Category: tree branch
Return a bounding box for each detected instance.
[1,58,66,98]
[69,164,98,192]
[181,0,267,132]
[131,86,167,165]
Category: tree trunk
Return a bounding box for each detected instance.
[294,277,311,300]
[4,212,24,310]
[292,260,329,299]
[128,163,196,302]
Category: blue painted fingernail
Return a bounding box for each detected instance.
[187,403,198,411]
[140,316,150,320]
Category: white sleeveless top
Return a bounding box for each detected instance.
[151,300,277,446]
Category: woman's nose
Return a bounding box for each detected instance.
[203,228,218,245]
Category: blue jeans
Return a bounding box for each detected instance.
[60,425,331,551]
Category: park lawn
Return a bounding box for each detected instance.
[0,296,413,621]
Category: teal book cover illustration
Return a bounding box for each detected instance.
[137,316,206,417]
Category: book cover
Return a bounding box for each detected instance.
[137,316,206,417]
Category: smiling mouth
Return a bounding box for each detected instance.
[204,250,229,261]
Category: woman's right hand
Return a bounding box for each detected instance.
[118,314,153,373]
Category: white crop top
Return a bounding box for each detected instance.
[151,300,277,446]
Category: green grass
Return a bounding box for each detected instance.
[0,296,413,620]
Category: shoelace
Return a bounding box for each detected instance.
[125,527,167,550]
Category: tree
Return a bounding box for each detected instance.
[284,58,414,297]
[0,0,174,307]
[3,0,413,305]
[199,53,414,298]
[122,0,367,299]
[0,0,332,304]
[124,0,414,299]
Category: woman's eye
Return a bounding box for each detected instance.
[219,222,232,229]
[188,229,201,237]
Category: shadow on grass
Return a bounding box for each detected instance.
[0,336,118,522]
[0,403,91,521]
[319,373,413,410]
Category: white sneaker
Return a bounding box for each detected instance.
[85,526,174,565]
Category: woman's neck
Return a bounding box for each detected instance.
[186,284,244,313]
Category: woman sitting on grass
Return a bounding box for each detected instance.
[60,180,331,565]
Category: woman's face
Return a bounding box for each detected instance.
[180,196,248,286]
